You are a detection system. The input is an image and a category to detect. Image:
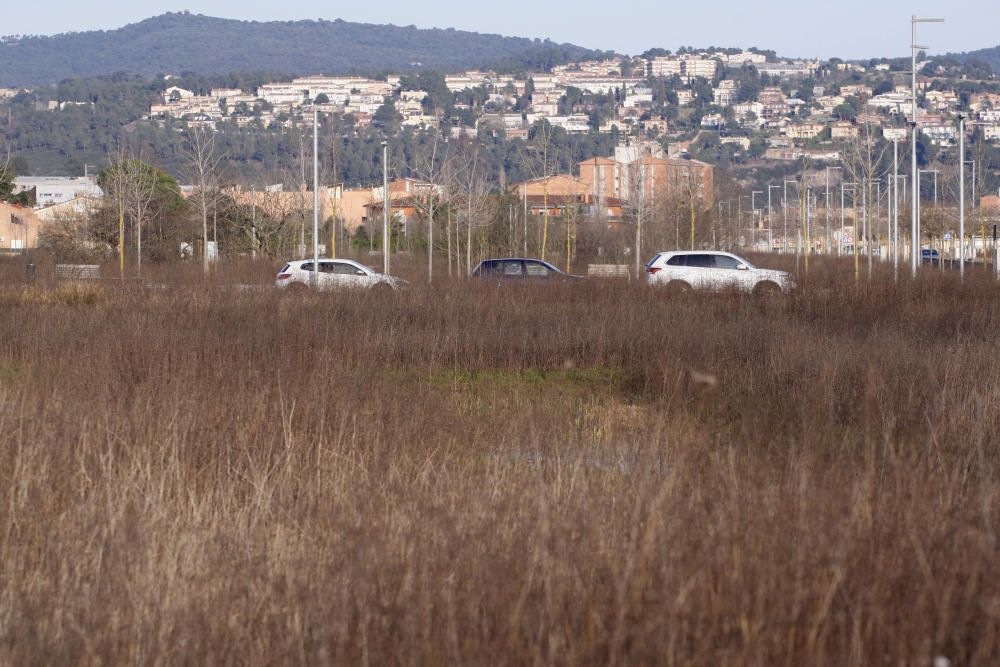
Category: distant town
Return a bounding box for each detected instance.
[2,43,999,263]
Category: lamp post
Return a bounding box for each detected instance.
[768,185,781,253]
[783,180,797,254]
[911,15,945,277]
[312,107,319,288]
[382,140,389,274]
[959,114,966,278]
[892,139,899,277]
[751,190,763,249]
[826,166,841,256]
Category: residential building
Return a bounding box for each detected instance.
[756,62,814,78]
[830,121,858,140]
[578,152,713,209]
[714,80,738,107]
[648,57,683,78]
[0,202,43,251]
[784,123,825,140]
[725,51,766,65]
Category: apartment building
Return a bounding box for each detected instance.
[648,57,683,78]
[725,51,767,65]
[578,152,713,209]
[684,58,718,79]
[784,123,825,140]
[756,62,814,78]
[0,202,43,251]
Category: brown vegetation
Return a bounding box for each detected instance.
[1,256,998,664]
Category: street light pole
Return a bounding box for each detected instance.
[783,180,797,254]
[825,166,841,256]
[892,140,899,277]
[959,114,966,279]
[312,107,319,287]
[382,140,390,275]
[911,15,945,277]
[751,190,762,249]
[768,185,780,253]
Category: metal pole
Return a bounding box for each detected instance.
[768,185,780,253]
[251,187,257,259]
[959,114,965,279]
[840,183,845,256]
[382,141,389,274]
[910,16,945,276]
[312,108,319,287]
[767,187,772,252]
[783,182,787,253]
[893,141,899,277]
[911,16,918,277]
[825,169,831,255]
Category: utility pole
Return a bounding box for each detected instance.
[911,15,945,277]
[312,108,319,287]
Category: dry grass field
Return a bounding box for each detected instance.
[1,255,999,664]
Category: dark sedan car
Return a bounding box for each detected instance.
[472,258,584,281]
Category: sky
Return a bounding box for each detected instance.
[3,0,998,60]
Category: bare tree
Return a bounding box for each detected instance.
[181,126,224,272]
[450,142,494,276]
[621,159,648,278]
[518,121,558,260]
[122,153,158,276]
[103,144,134,279]
[842,120,889,274]
[408,135,451,283]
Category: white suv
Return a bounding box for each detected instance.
[275,259,405,291]
[645,251,795,294]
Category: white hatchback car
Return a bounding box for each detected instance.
[275,259,405,291]
[645,251,795,294]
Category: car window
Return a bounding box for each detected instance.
[318,262,336,273]
[331,262,362,275]
[502,261,523,276]
[300,262,315,272]
[666,255,686,267]
[713,255,741,270]
[279,263,290,273]
[646,254,662,268]
[525,262,550,277]
[684,254,714,268]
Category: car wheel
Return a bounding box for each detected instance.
[753,281,781,296]
[666,280,692,295]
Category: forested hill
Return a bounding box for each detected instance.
[0,12,610,87]
[949,45,1000,71]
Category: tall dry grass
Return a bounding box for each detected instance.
[1,256,999,664]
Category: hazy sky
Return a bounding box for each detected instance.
[4,0,997,60]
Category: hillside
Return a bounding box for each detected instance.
[947,44,1000,71]
[0,12,610,87]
